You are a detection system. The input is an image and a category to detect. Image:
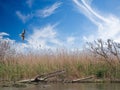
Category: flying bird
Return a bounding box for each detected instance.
[20,29,25,40]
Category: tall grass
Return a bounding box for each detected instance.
[0,40,120,82]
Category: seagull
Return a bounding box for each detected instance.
[20,29,25,40]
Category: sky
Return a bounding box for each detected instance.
[1,0,120,52]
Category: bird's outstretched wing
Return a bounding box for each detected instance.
[22,29,25,34]
[20,29,26,40]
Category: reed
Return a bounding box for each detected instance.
[0,41,120,81]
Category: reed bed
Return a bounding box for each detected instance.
[0,48,120,82]
[0,41,120,82]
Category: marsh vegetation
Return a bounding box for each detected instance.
[0,39,120,83]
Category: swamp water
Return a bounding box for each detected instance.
[0,83,120,90]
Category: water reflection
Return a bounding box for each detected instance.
[0,83,120,90]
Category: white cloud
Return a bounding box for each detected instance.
[16,2,62,23]
[0,32,31,53]
[0,32,9,38]
[73,0,120,42]
[16,11,33,23]
[26,24,83,50]
[26,0,33,8]
[0,32,15,47]
[26,24,62,49]
[83,35,94,42]
[67,36,75,44]
[0,29,80,53]
[35,2,62,18]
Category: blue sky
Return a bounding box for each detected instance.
[1,0,120,51]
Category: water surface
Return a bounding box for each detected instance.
[0,83,120,90]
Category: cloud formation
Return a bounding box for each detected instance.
[26,24,62,49]
[0,32,9,38]
[16,11,32,23]
[73,0,120,42]
[67,36,75,44]
[16,2,62,23]
[0,28,79,53]
[25,24,83,50]
[0,32,15,44]
[35,2,62,18]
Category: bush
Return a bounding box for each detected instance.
[95,68,107,78]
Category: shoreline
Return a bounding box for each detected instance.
[0,78,120,88]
